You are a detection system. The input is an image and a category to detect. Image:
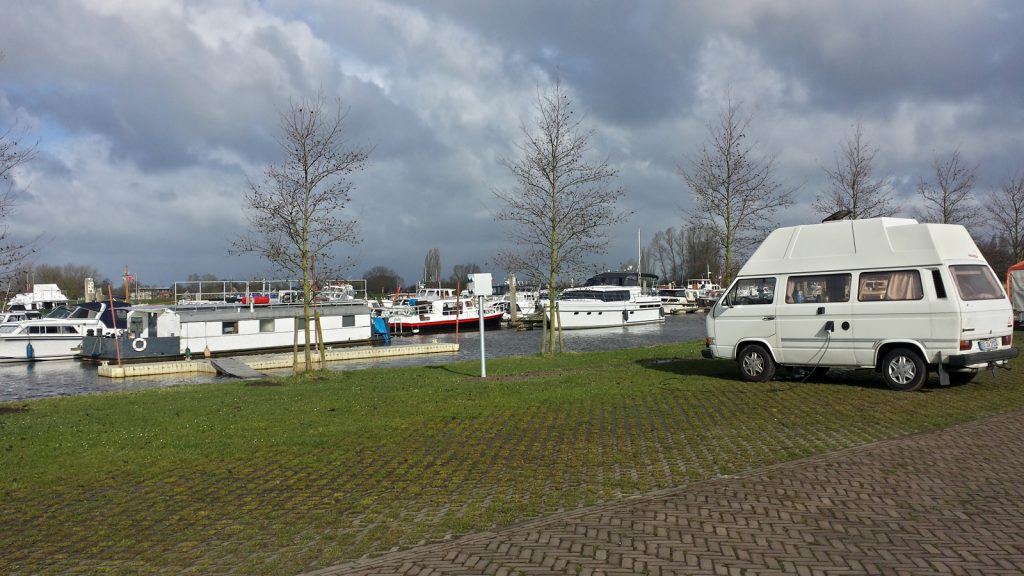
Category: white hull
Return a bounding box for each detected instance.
[177,313,371,354]
[0,336,83,362]
[547,298,664,329]
[661,302,698,315]
[82,301,376,361]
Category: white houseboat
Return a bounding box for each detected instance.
[81,300,378,362]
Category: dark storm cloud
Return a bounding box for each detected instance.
[2,0,1023,285]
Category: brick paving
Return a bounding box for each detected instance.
[307,411,1024,576]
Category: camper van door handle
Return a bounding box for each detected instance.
[762,315,775,321]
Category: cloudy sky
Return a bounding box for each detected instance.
[2,0,1022,288]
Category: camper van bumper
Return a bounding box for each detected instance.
[945,347,1019,368]
[701,347,715,359]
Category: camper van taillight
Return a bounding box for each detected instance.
[1003,335,1013,346]
[959,340,972,351]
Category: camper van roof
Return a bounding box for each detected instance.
[737,218,987,277]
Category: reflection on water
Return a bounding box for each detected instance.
[0,314,708,401]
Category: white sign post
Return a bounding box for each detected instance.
[467,273,493,378]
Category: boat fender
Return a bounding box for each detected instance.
[26,342,34,360]
[132,338,147,352]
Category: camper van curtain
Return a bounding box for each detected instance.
[884,271,922,300]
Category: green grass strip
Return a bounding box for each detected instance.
[2,340,1023,575]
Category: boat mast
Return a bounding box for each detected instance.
[637,226,641,288]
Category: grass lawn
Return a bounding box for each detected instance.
[2,339,1023,575]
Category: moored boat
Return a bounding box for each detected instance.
[382,295,503,334]
[4,283,70,313]
[657,287,700,314]
[544,271,664,329]
[81,299,377,362]
[0,301,130,362]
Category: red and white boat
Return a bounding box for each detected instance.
[382,294,503,334]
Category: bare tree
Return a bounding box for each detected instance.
[232,91,369,371]
[988,175,1024,265]
[685,225,720,282]
[449,262,481,287]
[24,262,104,299]
[914,148,980,229]
[681,97,794,284]
[422,247,441,285]
[813,120,898,220]
[363,265,402,296]
[646,226,687,285]
[494,81,628,354]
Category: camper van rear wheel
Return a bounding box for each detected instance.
[880,348,926,391]
[738,344,775,382]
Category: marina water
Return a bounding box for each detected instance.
[0,313,707,402]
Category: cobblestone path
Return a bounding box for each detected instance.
[308,411,1024,575]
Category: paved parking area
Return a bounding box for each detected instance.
[308,411,1024,575]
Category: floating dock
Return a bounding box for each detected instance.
[97,342,459,379]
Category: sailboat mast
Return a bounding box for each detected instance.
[637,227,642,287]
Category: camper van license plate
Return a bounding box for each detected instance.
[979,337,999,351]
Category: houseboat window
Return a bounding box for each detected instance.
[723,277,775,306]
[342,315,355,327]
[857,270,922,301]
[932,270,947,298]
[259,319,275,333]
[0,325,17,334]
[62,326,79,334]
[222,321,239,335]
[950,265,1004,301]
[561,289,630,302]
[785,274,851,304]
[295,317,306,330]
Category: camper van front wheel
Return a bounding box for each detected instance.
[880,348,926,391]
[738,344,776,382]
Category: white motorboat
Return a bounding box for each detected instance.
[657,287,700,314]
[544,271,664,329]
[0,301,130,362]
[4,283,70,313]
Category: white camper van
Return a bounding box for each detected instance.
[701,218,1019,391]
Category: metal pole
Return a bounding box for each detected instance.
[478,294,486,378]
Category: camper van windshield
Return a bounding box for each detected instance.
[950,265,1004,301]
[724,278,775,305]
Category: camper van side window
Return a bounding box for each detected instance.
[724,277,775,305]
[785,274,851,304]
[857,270,923,301]
[931,270,947,298]
[950,265,1004,301]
